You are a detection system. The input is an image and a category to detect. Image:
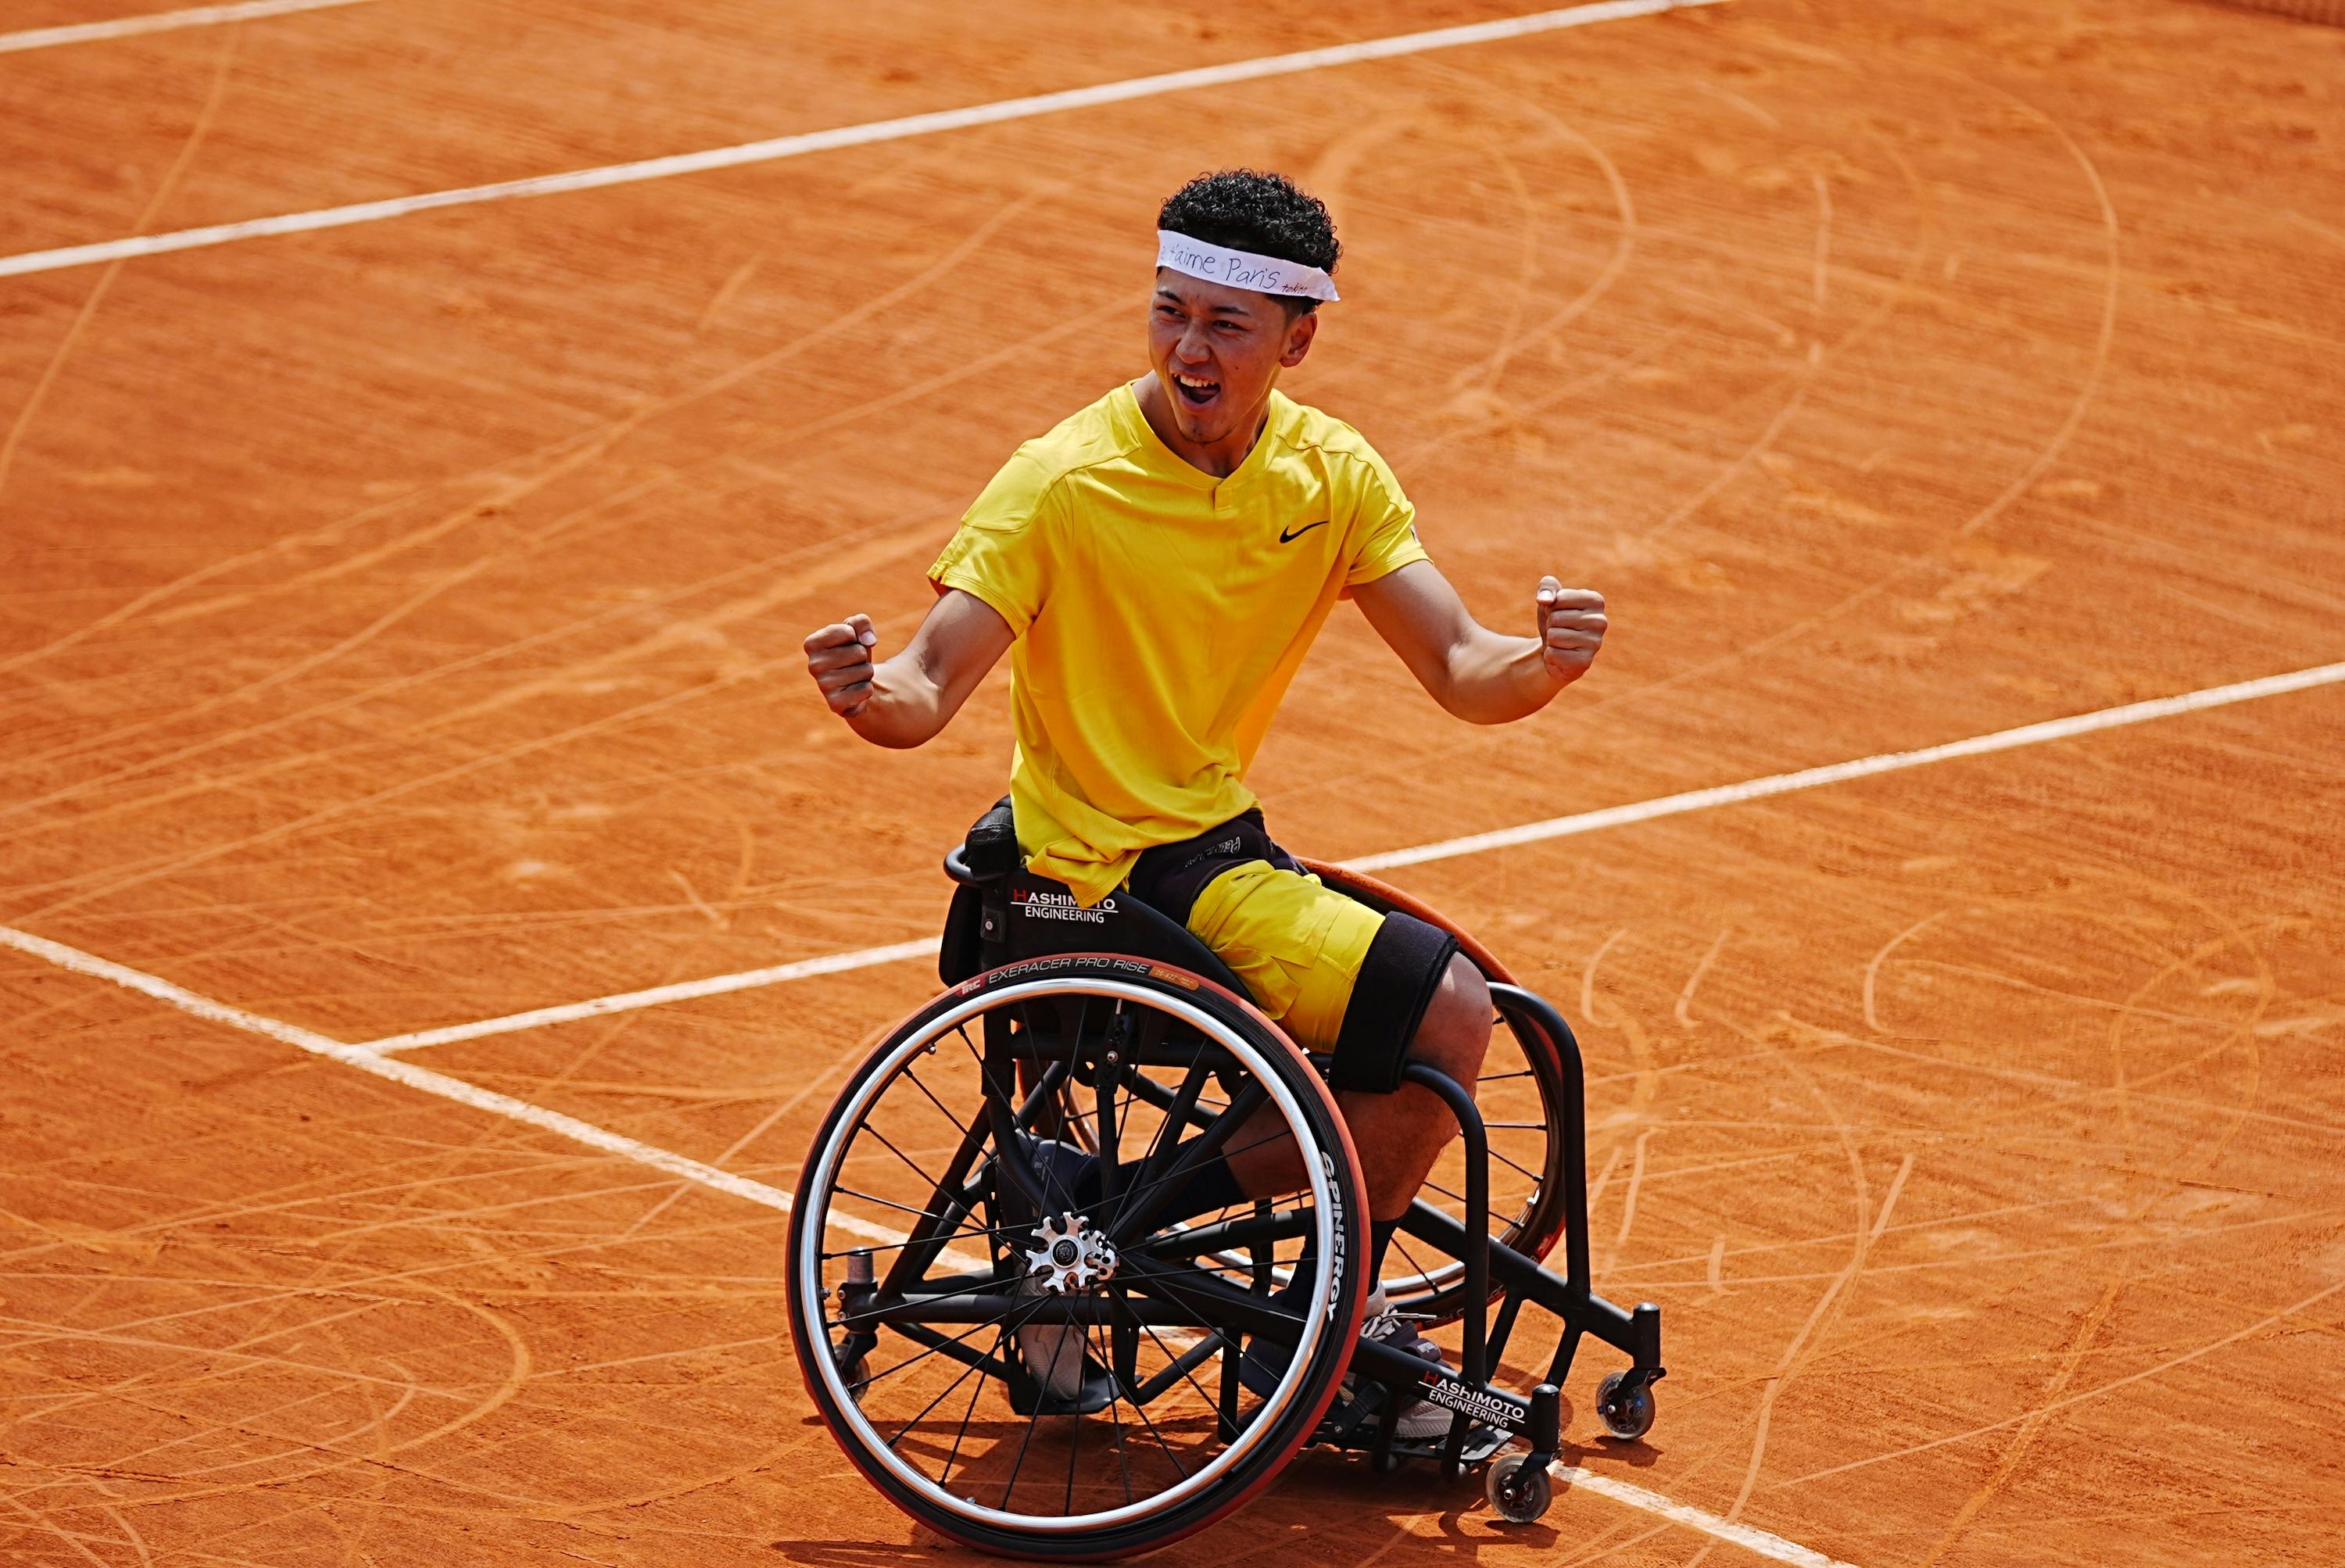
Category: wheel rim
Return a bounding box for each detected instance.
[793,975,1358,1538]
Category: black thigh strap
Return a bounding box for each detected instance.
[1328,911,1460,1094]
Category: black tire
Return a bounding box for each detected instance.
[1595,1370,1656,1441]
[1486,1453,1552,1523]
[787,955,1371,1560]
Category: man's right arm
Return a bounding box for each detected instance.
[802,589,1015,750]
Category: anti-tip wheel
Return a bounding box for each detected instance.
[1485,1455,1552,1524]
[1595,1371,1656,1441]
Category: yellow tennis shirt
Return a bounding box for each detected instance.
[929,381,1427,907]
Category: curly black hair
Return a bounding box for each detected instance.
[1158,169,1341,315]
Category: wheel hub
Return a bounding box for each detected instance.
[1025,1212,1115,1294]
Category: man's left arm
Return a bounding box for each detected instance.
[1352,560,1607,725]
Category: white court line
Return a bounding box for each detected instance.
[1556,1467,1860,1567]
[0,0,379,55]
[357,657,2345,1054]
[1345,657,2345,872]
[0,922,904,1251]
[0,0,1726,280]
[363,937,938,1054]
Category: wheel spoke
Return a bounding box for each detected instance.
[831,1184,968,1226]
[822,1215,1022,1260]
[1114,1348,1195,1485]
[997,1334,1053,1509]
[1108,1119,1308,1251]
[856,1121,954,1197]
[1111,1060,1208,1234]
[857,1284,1032,1391]
[940,1317,1002,1490]
[1109,1082,1269,1244]
[1389,1231,1437,1291]
[1139,1318,1226,1422]
[1489,1145,1541,1183]
[881,1293,1043,1449]
[1093,1038,1126,1208]
[1090,1301,1135,1505]
[1063,1292,1090,1516]
[1126,1256,1309,1344]
[900,1066,968,1133]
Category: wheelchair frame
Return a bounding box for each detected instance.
[786,836,1665,1552]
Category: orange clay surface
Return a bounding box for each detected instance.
[5,0,2345,1563]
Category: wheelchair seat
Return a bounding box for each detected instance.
[938,838,1251,1001]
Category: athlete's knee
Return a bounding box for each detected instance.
[1406,954,1491,1095]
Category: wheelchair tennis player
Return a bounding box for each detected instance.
[801,169,1607,1441]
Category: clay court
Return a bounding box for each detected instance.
[5,0,2344,1562]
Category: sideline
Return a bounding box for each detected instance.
[1557,1467,1862,1567]
[363,937,937,1054]
[0,0,379,55]
[356,657,2345,1054]
[1347,657,2345,871]
[0,0,1726,280]
[0,922,896,1250]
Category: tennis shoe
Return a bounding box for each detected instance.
[1013,1269,1087,1401]
[1355,1291,1454,1441]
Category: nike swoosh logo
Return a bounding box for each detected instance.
[1278,521,1330,544]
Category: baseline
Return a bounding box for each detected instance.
[357,657,2345,1054]
[0,0,379,55]
[0,0,1726,279]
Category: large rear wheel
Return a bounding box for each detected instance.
[787,956,1370,1560]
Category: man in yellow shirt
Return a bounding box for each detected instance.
[802,170,1607,1416]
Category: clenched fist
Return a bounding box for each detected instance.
[804,613,879,718]
[1534,577,1607,683]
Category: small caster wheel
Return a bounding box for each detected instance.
[1485,1454,1552,1524]
[839,1354,870,1404]
[1595,1370,1656,1441]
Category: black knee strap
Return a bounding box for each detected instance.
[1328,911,1460,1094]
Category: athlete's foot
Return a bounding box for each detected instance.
[1355,1291,1452,1441]
[1238,1286,1450,1439]
[1002,1137,1244,1402]
[1000,1140,1097,1401]
[1013,1269,1088,1401]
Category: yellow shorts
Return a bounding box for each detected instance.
[1182,860,1384,1052]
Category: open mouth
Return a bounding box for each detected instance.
[1172,371,1220,409]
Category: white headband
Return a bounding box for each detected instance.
[1155,229,1340,303]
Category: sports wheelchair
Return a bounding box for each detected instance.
[785,810,1664,1559]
